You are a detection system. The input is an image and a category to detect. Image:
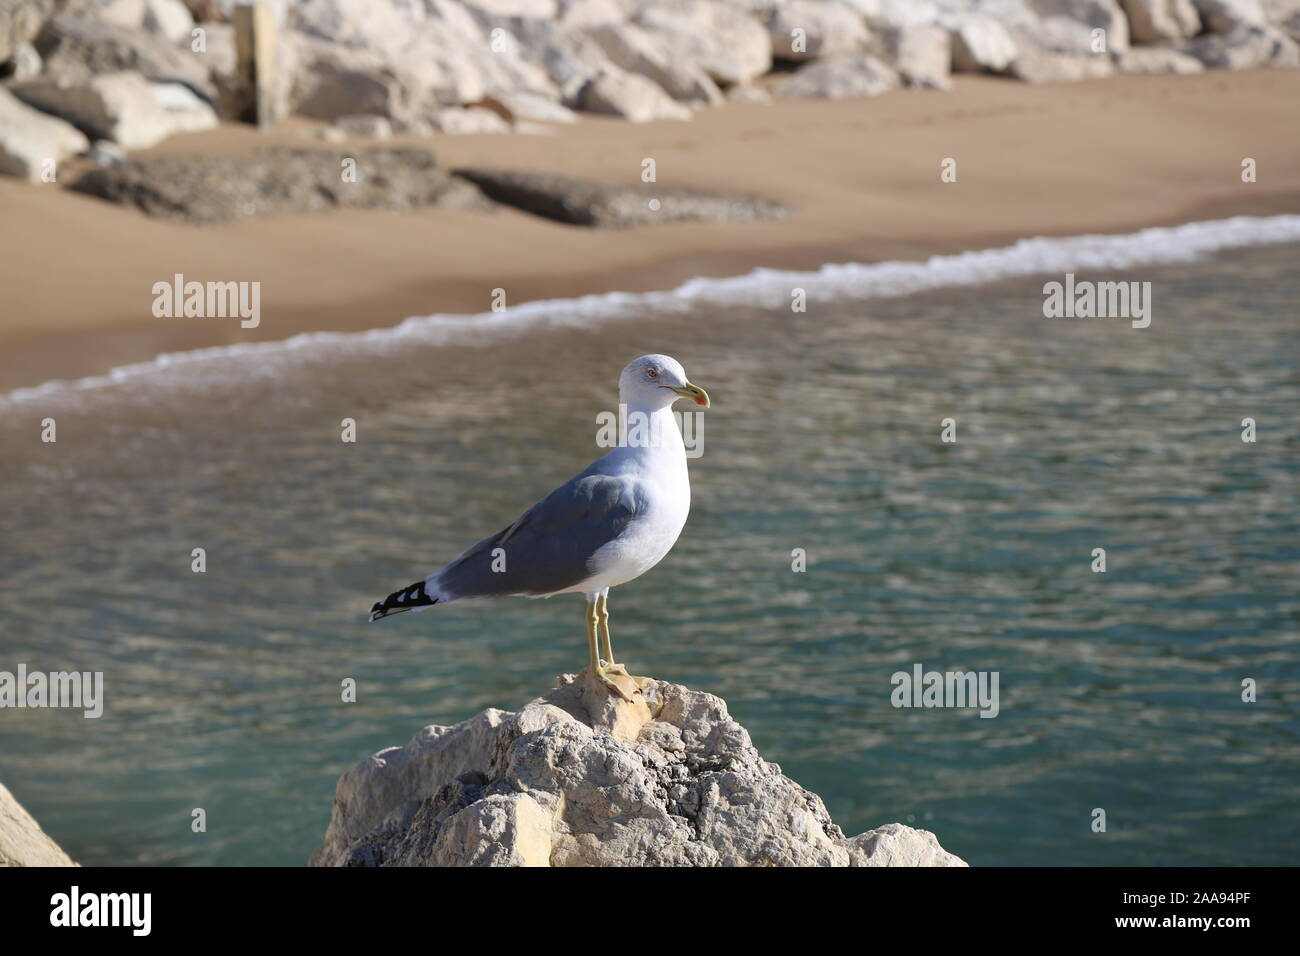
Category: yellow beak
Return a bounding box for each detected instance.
[668,381,711,408]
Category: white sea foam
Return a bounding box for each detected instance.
[6,214,1300,407]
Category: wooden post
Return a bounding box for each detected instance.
[233,1,281,129]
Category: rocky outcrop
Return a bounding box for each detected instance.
[453,166,787,227]
[0,84,88,180]
[0,782,77,867]
[312,673,967,867]
[72,146,492,224]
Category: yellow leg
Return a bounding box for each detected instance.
[596,593,615,666]
[587,597,632,701]
[596,594,646,682]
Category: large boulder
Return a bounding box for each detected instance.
[1028,0,1132,51]
[579,65,692,121]
[311,674,968,867]
[881,22,951,89]
[12,71,217,149]
[0,85,88,180]
[775,51,901,98]
[1264,0,1300,38]
[1180,21,1300,65]
[1193,0,1267,32]
[1118,0,1201,41]
[33,13,216,102]
[290,0,557,124]
[0,782,77,866]
[492,17,614,105]
[764,0,871,61]
[634,1,773,86]
[0,0,49,63]
[949,16,1018,72]
[584,21,721,105]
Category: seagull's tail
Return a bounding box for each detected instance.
[368,578,439,622]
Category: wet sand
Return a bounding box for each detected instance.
[1,69,1298,392]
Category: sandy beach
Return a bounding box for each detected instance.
[2,68,1299,393]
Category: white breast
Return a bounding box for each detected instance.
[582,421,691,593]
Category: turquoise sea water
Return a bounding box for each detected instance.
[0,240,1297,866]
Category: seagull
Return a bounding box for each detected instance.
[368,354,710,701]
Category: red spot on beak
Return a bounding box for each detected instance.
[693,395,707,406]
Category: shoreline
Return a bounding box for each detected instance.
[3,71,1300,393]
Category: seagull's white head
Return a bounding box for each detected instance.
[618,354,711,411]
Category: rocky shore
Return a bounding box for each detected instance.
[0,782,77,866]
[312,671,967,867]
[3,1,1300,182]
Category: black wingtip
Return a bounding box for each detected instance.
[369,581,438,622]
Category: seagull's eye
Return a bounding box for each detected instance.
[646,368,658,378]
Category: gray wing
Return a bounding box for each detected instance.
[431,467,644,600]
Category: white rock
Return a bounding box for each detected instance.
[0,0,45,63]
[97,0,148,31]
[482,90,580,123]
[1193,0,1267,32]
[950,16,1018,72]
[1180,21,1300,65]
[845,822,965,866]
[1263,0,1300,27]
[9,40,40,79]
[291,0,557,119]
[12,72,217,151]
[556,0,629,25]
[775,52,901,98]
[1027,0,1131,51]
[334,112,393,137]
[0,783,78,865]
[765,0,872,61]
[144,0,195,44]
[585,22,721,104]
[1118,0,1201,41]
[1113,45,1205,69]
[726,83,772,103]
[88,139,128,166]
[0,87,89,182]
[430,104,513,132]
[579,66,693,120]
[1011,49,1117,80]
[635,1,773,85]
[882,23,952,88]
[311,676,968,868]
[1263,0,1300,38]
[461,0,559,16]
